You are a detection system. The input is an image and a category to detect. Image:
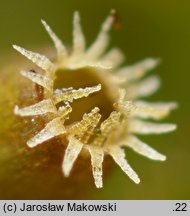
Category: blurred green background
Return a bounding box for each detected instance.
[0,0,189,199]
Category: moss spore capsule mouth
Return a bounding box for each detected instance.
[13,10,177,188]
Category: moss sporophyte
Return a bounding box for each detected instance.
[13,10,177,188]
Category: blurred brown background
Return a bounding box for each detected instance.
[0,0,189,199]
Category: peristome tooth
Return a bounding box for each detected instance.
[41,19,67,59]
[72,11,86,56]
[92,111,120,147]
[124,135,166,161]
[132,101,178,120]
[86,9,115,60]
[102,48,125,69]
[127,75,160,99]
[13,45,55,73]
[53,84,101,104]
[69,107,100,137]
[117,58,160,82]
[58,103,72,119]
[129,119,177,134]
[107,145,140,184]
[14,99,57,116]
[62,136,83,177]
[27,118,66,147]
[20,70,53,91]
[88,146,104,188]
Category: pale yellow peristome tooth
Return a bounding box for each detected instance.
[92,111,121,147]
[62,136,83,177]
[13,45,56,73]
[110,74,127,84]
[20,70,53,91]
[58,103,72,119]
[67,61,112,70]
[86,9,115,60]
[88,62,112,69]
[62,61,112,70]
[53,84,101,104]
[117,58,160,82]
[128,119,177,134]
[101,111,120,132]
[72,11,86,56]
[41,19,67,59]
[27,118,66,147]
[118,88,126,103]
[102,48,125,69]
[14,99,57,116]
[80,113,101,144]
[116,100,135,117]
[107,145,140,184]
[127,75,160,99]
[124,135,166,161]
[114,88,132,114]
[69,107,100,137]
[132,101,178,120]
[88,146,104,188]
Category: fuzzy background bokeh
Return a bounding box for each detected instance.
[0,0,189,199]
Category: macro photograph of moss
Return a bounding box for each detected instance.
[0,0,189,200]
